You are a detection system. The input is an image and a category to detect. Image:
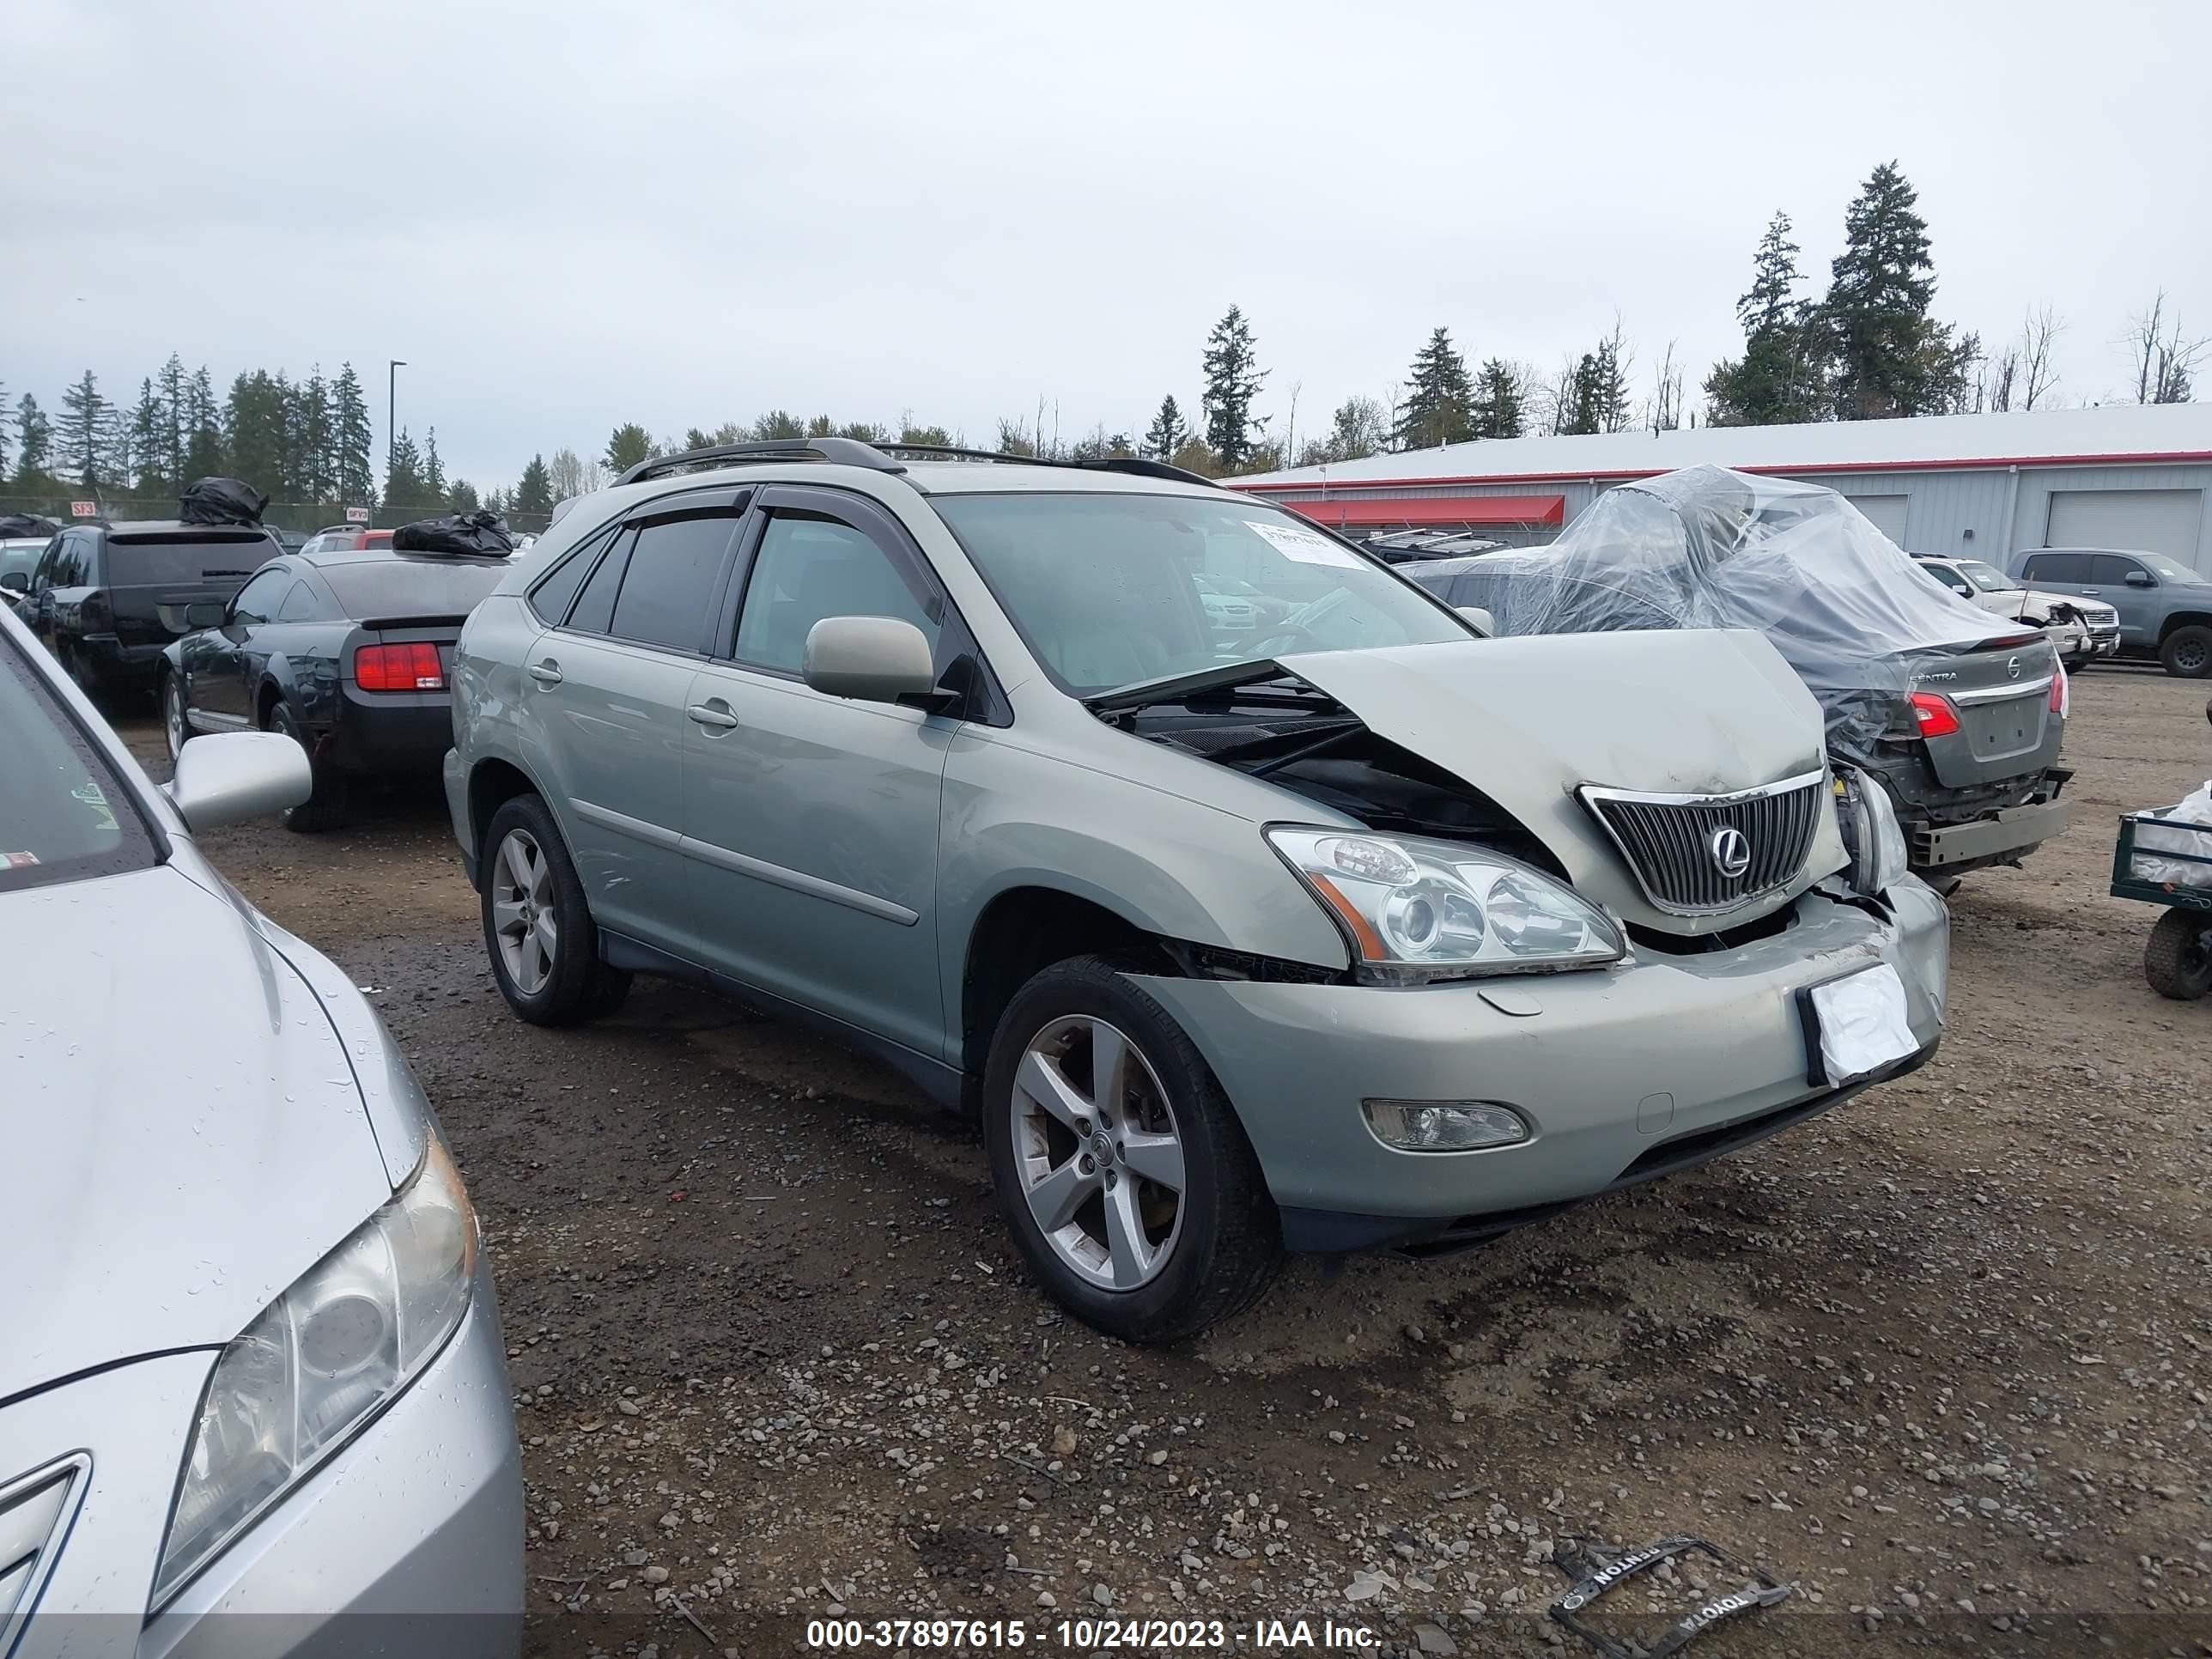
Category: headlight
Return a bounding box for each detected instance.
[1266,826,1626,984]
[1834,767,1909,898]
[152,1135,477,1606]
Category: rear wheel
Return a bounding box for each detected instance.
[480,794,632,1025]
[2143,909,2212,1001]
[982,955,1282,1343]
[2160,625,2212,678]
[162,670,191,762]
[270,701,350,833]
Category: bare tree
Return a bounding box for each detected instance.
[2020,305,2062,410]
[1646,338,1686,431]
[2127,290,2208,404]
[1978,344,2019,413]
[1596,314,1637,434]
[546,447,601,500]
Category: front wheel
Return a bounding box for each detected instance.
[982,955,1282,1342]
[2144,909,2212,1001]
[2160,626,2212,679]
[479,794,632,1025]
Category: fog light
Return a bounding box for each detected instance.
[1363,1099,1528,1152]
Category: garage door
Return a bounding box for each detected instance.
[2045,489,2203,560]
[1844,494,1910,547]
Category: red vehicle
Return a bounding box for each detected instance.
[300,525,395,555]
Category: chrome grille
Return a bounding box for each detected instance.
[0,1455,87,1638]
[1580,770,1826,915]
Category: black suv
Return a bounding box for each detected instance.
[26,520,280,699]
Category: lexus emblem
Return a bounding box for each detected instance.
[1708,825,1752,880]
[2007,655,2022,679]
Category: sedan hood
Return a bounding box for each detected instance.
[1279,631,1849,934]
[0,865,391,1402]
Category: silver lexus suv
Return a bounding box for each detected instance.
[445,440,1948,1341]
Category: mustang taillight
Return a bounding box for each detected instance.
[1908,690,1961,738]
[2049,664,2069,718]
[355,641,446,691]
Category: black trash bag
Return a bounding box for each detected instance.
[0,513,61,538]
[391,510,516,556]
[179,477,269,526]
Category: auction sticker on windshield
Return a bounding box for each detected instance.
[1244,519,1364,569]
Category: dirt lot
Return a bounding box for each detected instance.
[122,668,2212,1658]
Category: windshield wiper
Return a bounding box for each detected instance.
[1082,659,1323,714]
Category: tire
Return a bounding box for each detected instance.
[981,954,1283,1343]
[478,794,633,1026]
[161,669,192,762]
[270,701,350,833]
[1927,874,1964,898]
[2159,625,2212,679]
[2143,909,2212,1002]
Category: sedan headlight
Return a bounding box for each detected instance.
[1266,826,1626,984]
[1834,766,1909,898]
[152,1135,477,1606]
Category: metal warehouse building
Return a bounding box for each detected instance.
[1231,404,2212,574]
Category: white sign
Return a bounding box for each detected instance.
[70,501,98,519]
[344,506,370,524]
[1244,518,1362,569]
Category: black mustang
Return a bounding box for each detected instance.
[161,543,510,830]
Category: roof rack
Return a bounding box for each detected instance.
[616,436,908,486]
[617,435,1225,494]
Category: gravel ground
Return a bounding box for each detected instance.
[120,667,2212,1658]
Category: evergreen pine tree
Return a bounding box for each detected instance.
[127,378,169,495]
[330,363,374,509]
[1142,395,1188,460]
[58,371,119,488]
[295,369,334,505]
[512,454,554,516]
[447,478,479,513]
[1392,328,1476,450]
[13,394,53,485]
[422,427,447,503]
[183,368,225,480]
[158,354,188,485]
[605,423,654,474]
[750,410,805,441]
[1469,359,1525,439]
[1823,163,1972,420]
[1705,211,1829,426]
[223,370,288,496]
[384,428,425,512]
[1560,355,1604,435]
[1200,307,1266,471]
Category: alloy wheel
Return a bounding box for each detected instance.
[490,829,558,995]
[1010,1014,1187,1291]
[164,678,185,758]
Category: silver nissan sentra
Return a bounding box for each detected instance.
[445,439,1948,1343]
[0,601,522,1656]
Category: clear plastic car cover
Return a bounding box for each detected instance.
[1482,465,2022,765]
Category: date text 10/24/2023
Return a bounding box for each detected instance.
[804,1617,1380,1650]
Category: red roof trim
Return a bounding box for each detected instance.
[1284,494,1564,528]
[1230,447,2212,495]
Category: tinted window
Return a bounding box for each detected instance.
[229,568,289,624]
[45,534,87,588]
[319,559,507,621]
[609,515,737,652]
[527,543,599,626]
[2022,552,2090,583]
[733,512,940,675]
[565,529,634,635]
[0,635,157,893]
[106,532,272,586]
[2090,554,2145,585]
[278,580,320,622]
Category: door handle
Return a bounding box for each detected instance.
[686,701,739,730]
[528,659,564,686]
[2079,588,2100,596]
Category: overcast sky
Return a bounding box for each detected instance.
[9,0,2209,489]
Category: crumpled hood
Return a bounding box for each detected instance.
[0,865,392,1402]
[1279,630,1849,935]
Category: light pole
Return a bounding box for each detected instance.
[386,360,406,514]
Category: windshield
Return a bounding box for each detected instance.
[0,635,158,893]
[932,493,1468,695]
[1954,559,2014,592]
[2139,551,2199,583]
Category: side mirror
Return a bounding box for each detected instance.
[1455,605,1497,635]
[164,732,311,830]
[0,572,26,592]
[802,615,939,704]
[2124,569,2154,587]
[1949,583,1972,598]
[184,601,228,629]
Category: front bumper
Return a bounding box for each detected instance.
[1134,881,1948,1249]
[3,1262,523,1658]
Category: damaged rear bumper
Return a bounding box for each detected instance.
[1909,790,2070,873]
[1132,880,1948,1254]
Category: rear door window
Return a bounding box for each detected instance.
[564,530,635,635]
[527,542,600,626]
[2021,552,2090,583]
[609,514,740,653]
